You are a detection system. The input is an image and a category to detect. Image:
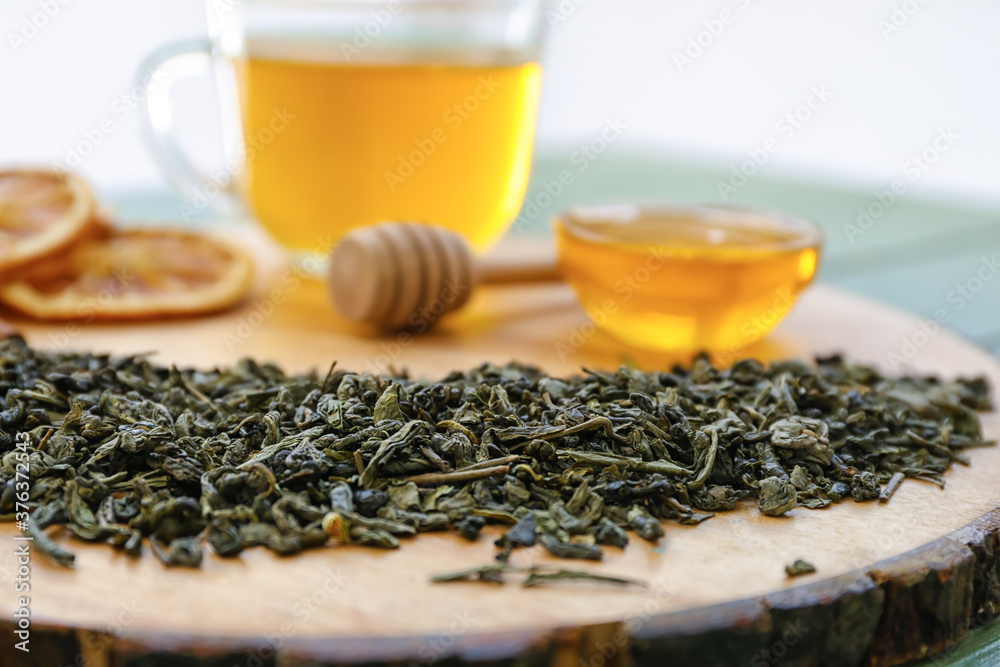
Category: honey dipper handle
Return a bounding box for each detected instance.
[476,252,562,285]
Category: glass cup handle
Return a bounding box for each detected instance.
[137,39,240,216]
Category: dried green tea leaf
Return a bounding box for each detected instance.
[0,339,991,573]
[26,516,75,568]
[539,533,603,561]
[432,563,505,584]
[785,559,817,577]
[522,568,645,588]
[593,519,629,549]
[758,477,798,517]
[496,511,537,549]
[453,516,486,541]
[373,383,406,422]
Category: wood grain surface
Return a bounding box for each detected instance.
[1,228,998,667]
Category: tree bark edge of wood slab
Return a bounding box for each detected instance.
[3,505,997,667]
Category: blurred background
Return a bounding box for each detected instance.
[2,0,1000,352]
[3,0,997,203]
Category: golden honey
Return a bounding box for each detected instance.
[554,206,822,354]
[232,50,541,252]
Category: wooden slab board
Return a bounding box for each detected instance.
[1,229,998,667]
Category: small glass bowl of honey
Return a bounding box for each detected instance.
[553,205,823,354]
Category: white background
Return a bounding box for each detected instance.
[2,0,998,207]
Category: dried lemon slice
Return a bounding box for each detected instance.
[0,169,96,273]
[0,224,253,320]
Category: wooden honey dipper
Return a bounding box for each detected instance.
[328,222,561,330]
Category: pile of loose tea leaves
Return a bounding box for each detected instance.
[0,337,993,570]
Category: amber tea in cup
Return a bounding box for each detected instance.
[235,47,541,250]
[554,205,823,353]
